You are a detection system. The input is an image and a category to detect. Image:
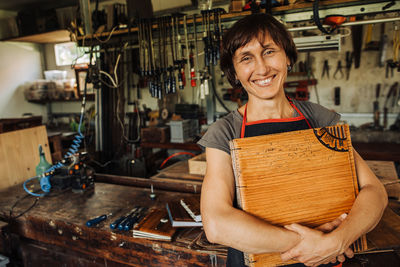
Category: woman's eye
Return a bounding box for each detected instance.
[264,50,273,56]
[241,56,251,62]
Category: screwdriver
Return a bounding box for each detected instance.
[118,207,142,231]
[86,213,112,227]
[123,207,147,231]
[110,207,138,230]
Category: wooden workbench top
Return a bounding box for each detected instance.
[0,182,226,266]
[2,177,400,266]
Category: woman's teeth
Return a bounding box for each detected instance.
[254,77,272,85]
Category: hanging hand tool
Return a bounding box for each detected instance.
[184,15,190,89]
[345,51,353,80]
[334,87,341,105]
[364,24,380,51]
[138,19,144,76]
[201,11,209,67]
[321,60,330,79]
[352,23,363,69]
[333,60,344,80]
[86,213,113,227]
[373,84,381,129]
[193,13,200,100]
[378,23,388,68]
[383,82,398,129]
[387,24,400,75]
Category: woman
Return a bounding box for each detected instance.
[198,14,387,267]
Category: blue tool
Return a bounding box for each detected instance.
[124,207,147,231]
[110,216,126,230]
[86,214,111,227]
[110,207,138,230]
[112,207,139,230]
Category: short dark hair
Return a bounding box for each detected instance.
[220,13,297,89]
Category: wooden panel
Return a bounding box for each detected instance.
[230,125,366,267]
[0,126,51,190]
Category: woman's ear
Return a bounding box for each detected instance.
[286,56,291,66]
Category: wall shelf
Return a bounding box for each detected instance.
[76,0,400,43]
[2,30,71,44]
[27,95,94,104]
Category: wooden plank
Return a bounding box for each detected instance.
[5,30,71,43]
[230,125,365,267]
[0,126,51,191]
[155,160,204,181]
[95,173,202,193]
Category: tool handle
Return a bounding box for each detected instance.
[86,214,107,227]
[118,216,131,230]
[110,216,126,230]
[124,214,140,231]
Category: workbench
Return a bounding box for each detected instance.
[1,172,400,266]
[0,178,226,266]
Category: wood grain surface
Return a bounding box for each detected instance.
[0,182,225,266]
[0,126,51,191]
[230,125,366,267]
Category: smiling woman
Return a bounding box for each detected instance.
[197,13,387,267]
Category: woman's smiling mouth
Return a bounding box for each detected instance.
[252,75,275,86]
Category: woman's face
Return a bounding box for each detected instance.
[232,33,289,101]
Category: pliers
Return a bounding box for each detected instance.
[334,60,344,80]
[345,51,353,80]
[321,60,330,79]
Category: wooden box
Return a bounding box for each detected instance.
[229,124,366,266]
[188,153,206,176]
[140,127,170,143]
[229,0,245,12]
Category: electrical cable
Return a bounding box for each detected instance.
[9,197,39,220]
[95,26,118,43]
[159,152,196,169]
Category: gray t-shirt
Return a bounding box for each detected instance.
[198,100,341,155]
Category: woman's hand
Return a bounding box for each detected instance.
[281,213,354,266]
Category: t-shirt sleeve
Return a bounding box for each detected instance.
[295,101,341,128]
[197,116,236,155]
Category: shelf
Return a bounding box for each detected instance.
[76,0,390,42]
[3,30,71,44]
[27,95,94,104]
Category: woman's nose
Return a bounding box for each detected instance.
[254,57,269,75]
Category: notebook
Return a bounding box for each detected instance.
[166,201,203,227]
[133,208,177,241]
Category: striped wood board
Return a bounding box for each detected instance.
[229,124,366,266]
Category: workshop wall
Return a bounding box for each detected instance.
[0,10,46,119]
[211,21,400,127]
[0,38,46,120]
[307,22,399,127]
